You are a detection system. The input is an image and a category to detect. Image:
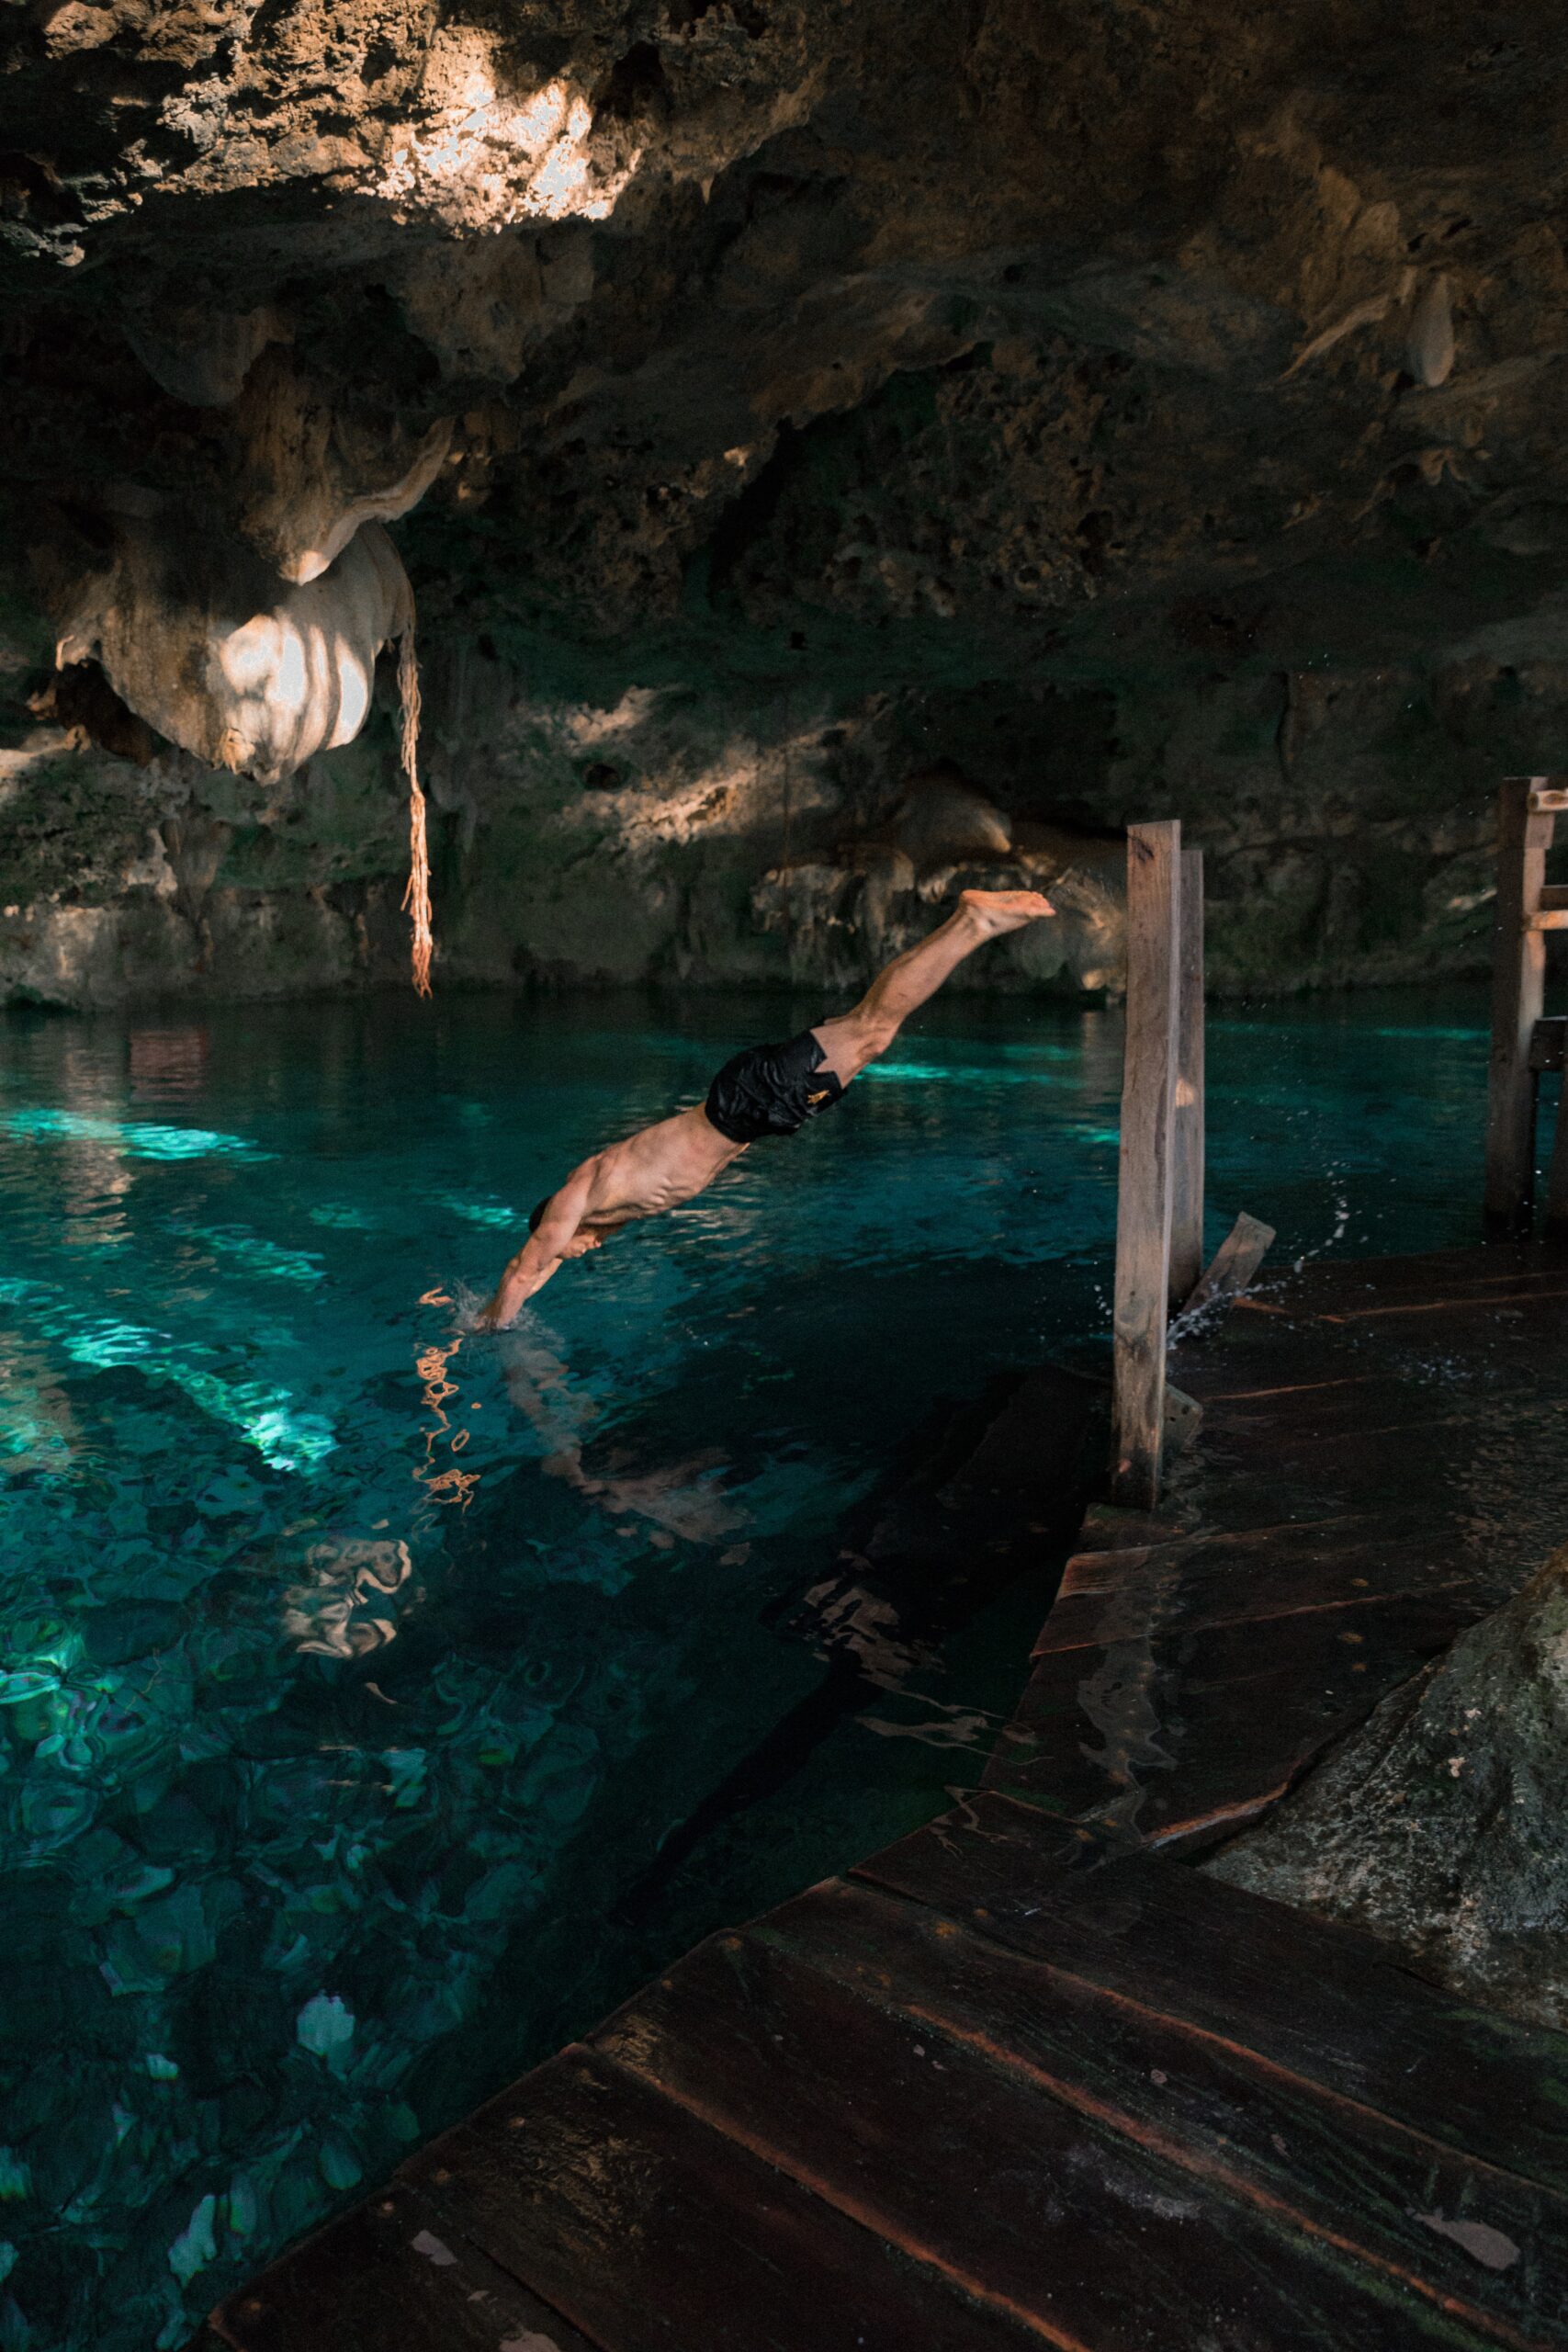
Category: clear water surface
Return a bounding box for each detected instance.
[0,980,1509,2348]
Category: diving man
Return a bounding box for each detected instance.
[475,888,1055,1330]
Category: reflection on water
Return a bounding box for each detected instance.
[0,980,1509,2350]
[282,1538,415,1659]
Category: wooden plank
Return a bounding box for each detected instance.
[985,1595,1472,1841]
[1169,845,1206,1306]
[1180,1209,1276,1320]
[1251,1248,1566,1315]
[1170,1365,1483,1430]
[205,2182,598,2352]
[402,2045,1035,2352]
[1036,1519,1478,1655]
[760,1878,1568,2349]
[1055,1514,1384,1591]
[1486,779,1551,1231]
[594,1927,1504,2352]
[856,1799,1568,2204]
[1312,1284,1568,1327]
[1524,910,1568,931]
[1528,781,1568,812]
[1298,1265,1551,1306]
[1111,818,1181,1508]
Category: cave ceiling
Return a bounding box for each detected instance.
[3,0,1568,713]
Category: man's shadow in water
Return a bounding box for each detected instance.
[614,1357,1103,1918]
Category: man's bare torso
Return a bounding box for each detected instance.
[578,1104,746,1227]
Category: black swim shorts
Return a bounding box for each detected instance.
[704,1027,845,1144]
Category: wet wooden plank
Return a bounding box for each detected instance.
[1069,1499,1202,1555]
[204,2180,597,2352]
[1171,1325,1398,1402]
[594,1927,1499,2352]
[401,2045,1034,2352]
[987,1596,1472,1842]
[853,1786,1131,1905]
[1182,1210,1276,1319]
[760,1877,1568,2348]
[1277,1247,1562,1303]
[857,1805,1568,2204]
[1038,1519,1478,1655]
[1169,1361,1526,1425]
[1310,1288,1568,1330]
[1182,1423,1491,1522]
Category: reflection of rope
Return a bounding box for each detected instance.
[399,629,434,998]
[414,1289,479,1510]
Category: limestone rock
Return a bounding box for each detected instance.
[123,304,288,409]
[1206,1546,1568,2035]
[890,766,1013,866]
[231,353,453,585]
[4,0,1568,1003]
[52,522,413,785]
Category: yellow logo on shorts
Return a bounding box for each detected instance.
[807,1089,829,1105]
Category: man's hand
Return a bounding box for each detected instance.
[476,1167,596,1329]
[476,1247,558,1330]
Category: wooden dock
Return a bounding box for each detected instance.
[204,1243,1568,2352]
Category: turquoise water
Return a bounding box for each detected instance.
[0,981,1505,2348]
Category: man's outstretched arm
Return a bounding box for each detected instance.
[476,1165,596,1329]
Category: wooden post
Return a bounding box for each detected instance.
[1112,820,1181,1510]
[1169,847,1205,1306]
[1485,778,1551,1234]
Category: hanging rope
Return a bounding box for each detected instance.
[398,627,433,998]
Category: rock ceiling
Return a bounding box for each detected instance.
[2,1,1567,1001]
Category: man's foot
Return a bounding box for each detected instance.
[958,888,1056,936]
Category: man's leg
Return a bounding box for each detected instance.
[812,888,1055,1084]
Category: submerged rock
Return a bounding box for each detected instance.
[1206,1545,1568,2035]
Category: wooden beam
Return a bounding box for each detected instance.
[1485,779,1552,1232]
[1183,1211,1277,1318]
[1169,847,1206,1307]
[1112,820,1181,1510]
[1529,783,1568,812]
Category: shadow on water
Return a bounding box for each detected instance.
[617,1360,1105,1917]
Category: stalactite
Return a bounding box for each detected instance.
[399,628,434,998]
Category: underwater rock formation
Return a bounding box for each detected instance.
[3,0,1568,1001]
[1206,1545,1568,2036]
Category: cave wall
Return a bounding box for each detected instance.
[0,613,1540,1008]
[5,0,1568,1007]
